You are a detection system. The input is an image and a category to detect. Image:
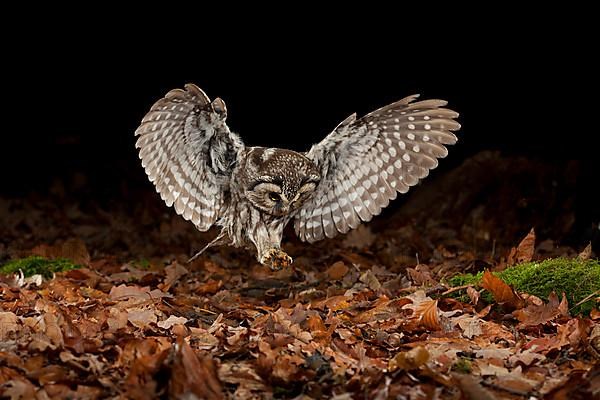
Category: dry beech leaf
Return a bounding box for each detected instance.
[160,262,188,291]
[359,270,381,291]
[388,346,429,371]
[415,299,442,331]
[157,315,188,330]
[326,261,349,281]
[0,311,20,340]
[467,286,480,305]
[454,374,498,400]
[168,338,223,399]
[127,308,157,329]
[578,242,592,260]
[513,292,568,327]
[481,270,524,309]
[589,324,600,357]
[507,228,535,265]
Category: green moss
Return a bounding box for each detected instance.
[0,256,81,279]
[451,357,472,374]
[136,259,151,269]
[446,258,600,315]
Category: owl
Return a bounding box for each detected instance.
[135,84,460,269]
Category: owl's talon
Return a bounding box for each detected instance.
[260,248,293,270]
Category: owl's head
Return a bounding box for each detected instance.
[245,148,321,217]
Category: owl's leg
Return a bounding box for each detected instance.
[187,230,229,263]
[259,248,293,271]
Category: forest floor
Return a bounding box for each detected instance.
[0,151,599,399]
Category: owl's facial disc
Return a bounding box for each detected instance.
[246,174,319,217]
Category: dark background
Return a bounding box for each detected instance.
[2,17,598,251]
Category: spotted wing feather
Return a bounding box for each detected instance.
[295,95,460,242]
[135,84,244,231]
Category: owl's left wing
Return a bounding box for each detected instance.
[135,84,244,231]
[294,95,460,243]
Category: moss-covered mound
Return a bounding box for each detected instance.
[448,257,600,315]
[0,256,81,279]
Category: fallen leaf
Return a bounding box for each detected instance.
[513,291,568,327]
[388,346,429,371]
[589,324,600,358]
[196,279,223,295]
[160,262,188,291]
[467,286,480,305]
[0,311,20,341]
[457,316,483,339]
[508,349,546,367]
[157,315,188,329]
[359,270,381,291]
[406,264,438,286]
[127,308,157,329]
[326,261,349,281]
[507,228,535,265]
[578,242,592,260]
[106,308,129,332]
[481,270,524,309]
[168,338,223,399]
[416,299,442,331]
[454,374,498,400]
[109,284,170,301]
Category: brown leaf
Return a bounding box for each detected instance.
[0,311,20,341]
[507,228,535,265]
[196,279,223,295]
[415,299,442,331]
[578,242,592,260]
[467,286,480,305]
[454,374,498,400]
[106,308,129,332]
[406,264,438,286]
[160,262,188,292]
[127,308,157,329]
[157,315,188,330]
[169,338,223,399]
[1,377,37,400]
[457,316,483,339]
[513,291,568,327]
[359,270,381,291]
[481,270,524,309]
[109,284,170,302]
[388,346,429,371]
[589,323,600,358]
[326,261,349,281]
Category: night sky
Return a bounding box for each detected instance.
[3,20,597,236]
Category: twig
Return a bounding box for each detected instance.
[441,284,472,296]
[571,289,600,311]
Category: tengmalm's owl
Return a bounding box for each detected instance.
[135,84,460,269]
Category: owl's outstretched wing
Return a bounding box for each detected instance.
[135,84,244,231]
[295,95,460,243]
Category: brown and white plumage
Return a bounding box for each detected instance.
[135,84,460,268]
[296,95,460,242]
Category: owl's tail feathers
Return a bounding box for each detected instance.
[187,230,229,263]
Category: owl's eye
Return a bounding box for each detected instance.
[268,192,281,202]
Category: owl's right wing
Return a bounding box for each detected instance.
[295,95,460,243]
[135,84,244,231]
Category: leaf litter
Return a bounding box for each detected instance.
[0,152,599,399]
